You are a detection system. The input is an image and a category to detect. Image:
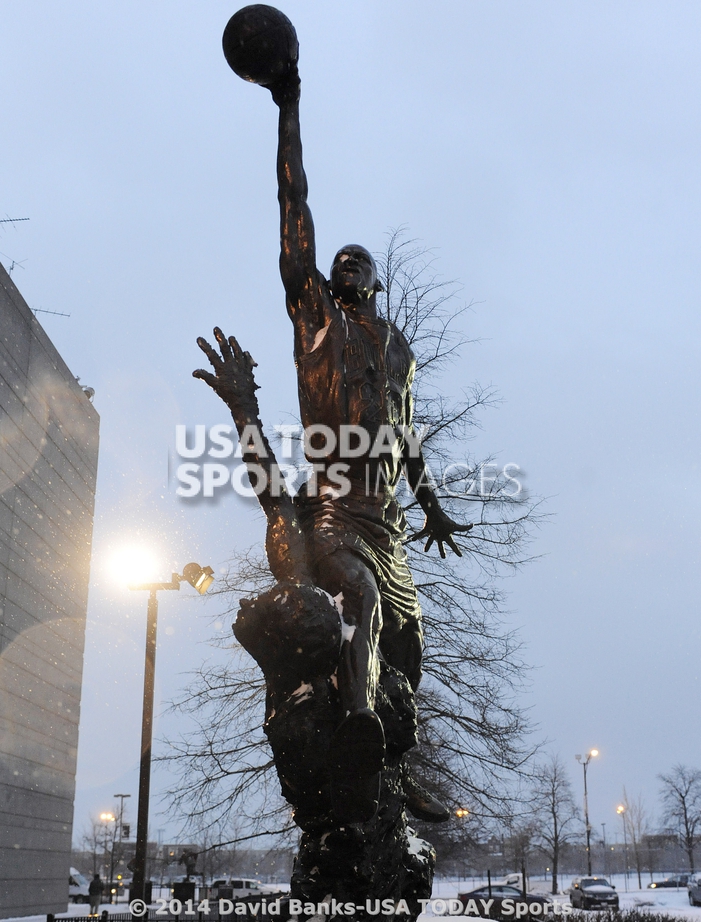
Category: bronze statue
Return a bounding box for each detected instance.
[269,64,473,823]
[193,6,474,917]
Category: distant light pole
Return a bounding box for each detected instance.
[617,804,629,891]
[114,793,131,901]
[575,749,599,875]
[601,823,607,876]
[100,812,116,897]
[128,562,214,905]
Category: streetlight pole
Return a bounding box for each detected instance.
[601,823,607,877]
[114,793,131,902]
[128,564,214,905]
[100,812,116,899]
[617,805,629,891]
[575,749,599,875]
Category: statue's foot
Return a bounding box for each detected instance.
[403,767,451,823]
[329,708,385,824]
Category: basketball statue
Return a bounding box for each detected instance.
[194,6,473,919]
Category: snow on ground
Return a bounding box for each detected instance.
[417,875,701,919]
[5,876,699,922]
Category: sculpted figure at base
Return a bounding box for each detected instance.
[193,6,474,919]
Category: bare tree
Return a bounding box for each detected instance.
[81,814,117,879]
[621,789,649,888]
[659,765,701,873]
[530,755,580,894]
[163,229,540,843]
[81,819,103,877]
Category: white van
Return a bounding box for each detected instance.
[212,879,285,900]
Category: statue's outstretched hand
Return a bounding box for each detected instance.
[411,508,474,559]
[269,62,301,107]
[193,327,258,410]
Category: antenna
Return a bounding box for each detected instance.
[8,258,27,275]
[32,307,70,318]
[1,216,30,275]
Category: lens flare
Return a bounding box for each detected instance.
[107,545,160,586]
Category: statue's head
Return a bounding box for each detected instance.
[330,245,384,308]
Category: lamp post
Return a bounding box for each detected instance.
[100,812,116,898]
[601,823,607,877]
[114,793,131,902]
[454,807,470,881]
[617,804,629,891]
[128,562,214,905]
[575,749,599,875]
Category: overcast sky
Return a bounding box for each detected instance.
[2,1,700,855]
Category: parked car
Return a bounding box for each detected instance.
[569,877,619,910]
[69,869,90,903]
[649,875,690,889]
[687,874,701,906]
[211,879,286,901]
[457,884,554,919]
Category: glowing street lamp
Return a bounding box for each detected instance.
[181,562,215,594]
[127,561,214,905]
[455,808,470,818]
[575,749,599,875]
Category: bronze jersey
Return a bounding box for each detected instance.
[295,303,416,488]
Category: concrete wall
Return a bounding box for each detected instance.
[0,263,99,917]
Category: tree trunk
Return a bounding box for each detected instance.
[686,837,695,874]
[634,847,642,889]
[683,808,696,873]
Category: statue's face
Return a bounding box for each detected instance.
[330,245,378,305]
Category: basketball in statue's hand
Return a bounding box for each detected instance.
[223,5,298,86]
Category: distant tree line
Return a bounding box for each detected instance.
[429,760,701,893]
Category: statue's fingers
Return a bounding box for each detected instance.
[455,522,474,532]
[446,535,463,557]
[228,335,244,362]
[196,337,222,369]
[423,535,434,553]
[214,327,233,361]
[243,350,258,369]
[436,540,447,559]
[193,369,218,387]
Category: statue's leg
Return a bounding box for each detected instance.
[314,548,382,713]
[314,548,386,823]
[380,619,423,692]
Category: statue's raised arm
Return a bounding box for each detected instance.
[269,68,333,355]
[222,5,331,355]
